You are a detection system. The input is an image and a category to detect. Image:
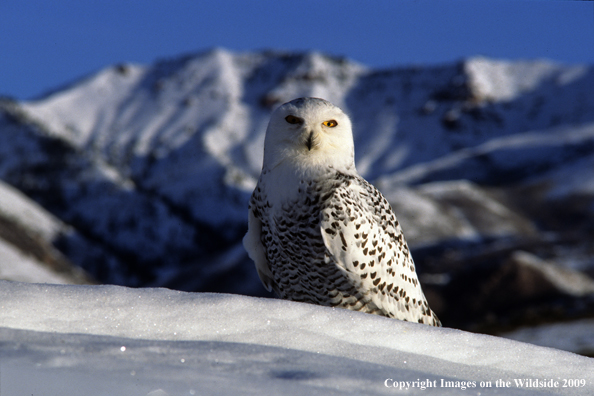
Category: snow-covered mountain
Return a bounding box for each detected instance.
[0,49,593,345]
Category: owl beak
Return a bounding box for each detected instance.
[306,131,316,151]
[306,132,314,151]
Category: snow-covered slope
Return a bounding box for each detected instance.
[0,281,592,395]
[1,49,593,343]
[0,180,90,284]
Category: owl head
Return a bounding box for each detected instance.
[263,97,356,175]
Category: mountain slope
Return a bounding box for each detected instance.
[0,180,90,284]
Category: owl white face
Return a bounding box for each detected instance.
[263,98,355,174]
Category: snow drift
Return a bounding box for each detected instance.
[0,280,592,395]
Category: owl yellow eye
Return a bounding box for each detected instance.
[285,115,302,124]
[323,120,338,128]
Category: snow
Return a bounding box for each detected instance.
[380,181,536,248]
[0,180,83,284]
[21,64,147,147]
[1,281,592,395]
[464,57,586,103]
[507,251,594,297]
[381,122,594,186]
[0,240,72,284]
[0,179,66,241]
[530,154,594,200]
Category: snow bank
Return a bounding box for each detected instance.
[0,281,592,395]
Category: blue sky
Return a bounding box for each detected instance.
[1,0,593,100]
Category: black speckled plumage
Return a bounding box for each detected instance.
[248,169,441,326]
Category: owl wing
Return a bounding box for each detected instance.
[320,176,439,325]
[243,199,277,294]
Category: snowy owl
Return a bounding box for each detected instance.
[243,97,441,326]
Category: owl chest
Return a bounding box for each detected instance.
[259,192,328,268]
